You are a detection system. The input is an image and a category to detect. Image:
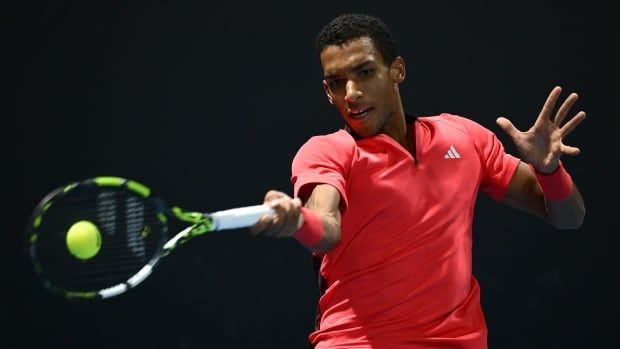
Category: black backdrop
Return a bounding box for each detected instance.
[9,1,618,348]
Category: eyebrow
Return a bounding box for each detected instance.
[324,61,375,80]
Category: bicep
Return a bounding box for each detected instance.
[503,161,547,219]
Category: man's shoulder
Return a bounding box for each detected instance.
[418,113,489,134]
[293,129,356,164]
[419,113,476,124]
[301,129,356,149]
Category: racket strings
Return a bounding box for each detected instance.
[32,186,167,292]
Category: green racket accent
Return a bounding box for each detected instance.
[65,291,97,299]
[63,183,77,192]
[93,176,150,197]
[187,222,214,236]
[127,180,150,197]
[33,202,53,228]
[94,176,125,187]
[160,207,216,257]
[33,216,42,228]
[157,212,168,223]
[172,206,208,224]
[171,207,214,235]
[161,221,214,257]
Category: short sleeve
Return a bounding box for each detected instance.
[291,131,355,210]
[456,116,520,202]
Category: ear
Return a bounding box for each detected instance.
[322,80,334,105]
[390,56,406,83]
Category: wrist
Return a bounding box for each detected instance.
[294,207,324,247]
[530,161,574,201]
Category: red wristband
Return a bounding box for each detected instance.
[531,161,574,201]
[294,208,324,247]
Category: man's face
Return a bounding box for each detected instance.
[320,36,403,138]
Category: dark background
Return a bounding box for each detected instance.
[8,1,618,348]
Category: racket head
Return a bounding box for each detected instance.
[26,177,170,300]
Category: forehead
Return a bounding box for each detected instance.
[320,36,383,76]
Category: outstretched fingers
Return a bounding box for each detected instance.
[560,111,586,137]
[554,92,580,126]
[559,110,586,156]
[561,143,581,156]
[536,86,563,126]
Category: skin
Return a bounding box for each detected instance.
[250,36,586,251]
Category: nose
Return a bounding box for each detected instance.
[344,80,362,103]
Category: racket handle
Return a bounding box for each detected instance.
[210,204,274,230]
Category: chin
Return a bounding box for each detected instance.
[349,128,377,139]
[344,119,379,138]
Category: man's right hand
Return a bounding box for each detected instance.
[249,190,304,238]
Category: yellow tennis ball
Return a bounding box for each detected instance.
[66,220,101,260]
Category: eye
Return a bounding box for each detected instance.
[328,79,343,89]
[359,69,374,77]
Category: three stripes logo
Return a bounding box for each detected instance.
[444,145,461,159]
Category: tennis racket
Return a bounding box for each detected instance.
[26,176,273,300]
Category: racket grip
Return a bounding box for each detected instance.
[210,204,274,230]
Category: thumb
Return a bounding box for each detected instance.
[496,117,518,137]
[291,197,302,207]
[264,190,287,203]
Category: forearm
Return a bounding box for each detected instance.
[505,162,586,229]
[544,184,585,229]
[305,209,341,253]
[533,162,586,229]
[296,184,342,253]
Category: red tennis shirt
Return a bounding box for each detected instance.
[291,114,520,349]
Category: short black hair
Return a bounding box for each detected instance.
[315,13,397,66]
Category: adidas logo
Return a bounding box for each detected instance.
[444,145,461,159]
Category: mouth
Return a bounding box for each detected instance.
[348,107,374,119]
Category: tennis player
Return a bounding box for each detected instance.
[251,13,586,349]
